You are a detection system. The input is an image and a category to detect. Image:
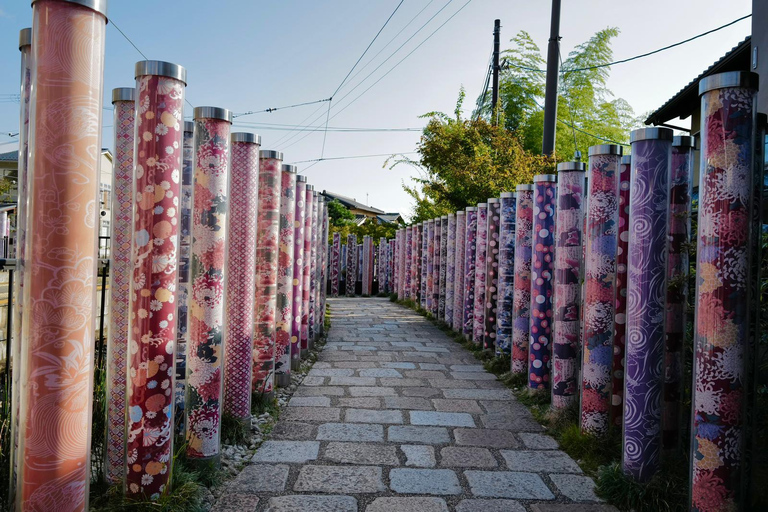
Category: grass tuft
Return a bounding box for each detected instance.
[221,412,250,446]
[596,461,687,512]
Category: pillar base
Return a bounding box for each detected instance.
[301,349,309,359]
[275,373,291,388]
[186,453,221,472]
[291,358,301,371]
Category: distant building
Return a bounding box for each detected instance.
[321,190,403,226]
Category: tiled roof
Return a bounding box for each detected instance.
[645,36,751,126]
[0,151,18,162]
[321,190,386,215]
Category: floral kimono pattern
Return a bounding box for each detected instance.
[495,195,516,356]
[462,210,478,338]
[512,190,533,373]
[275,170,296,381]
[472,205,488,344]
[484,201,501,351]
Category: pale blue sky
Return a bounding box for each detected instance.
[0,0,753,218]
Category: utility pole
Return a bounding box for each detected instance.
[541,0,562,156]
[491,19,501,125]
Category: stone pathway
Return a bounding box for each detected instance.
[213,298,616,512]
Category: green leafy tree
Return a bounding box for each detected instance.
[326,198,399,244]
[392,88,551,222]
[483,28,640,160]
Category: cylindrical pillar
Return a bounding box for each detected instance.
[345,233,356,297]
[331,232,340,296]
[404,227,412,299]
[623,127,672,481]
[104,87,135,484]
[462,208,478,338]
[529,176,557,390]
[484,199,501,351]
[10,30,33,497]
[613,154,631,426]
[581,144,622,435]
[691,72,759,511]
[252,149,283,397]
[438,216,448,319]
[175,121,195,432]
[186,106,232,464]
[379,237,388,293]
[222,133,261,421]
[496,192,516,355]
[309,192,320,344]
[472,204,489,344]
[432,219,442,315]
[319,201,330,330]
[663,137,693,449]
[553,162,586,408]
[362,235,373,295]
[512,186,534,373]
[16,2,107,507]
[301,187,315,354]
[399,228,407,300]
[445,215,456,326]
[412,223,421,301]
[419,226,427,308]
[291,176,307,369]
[426,221,435,313]
[275,164,296,386]
[452,211,466,332]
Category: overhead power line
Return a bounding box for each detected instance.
[289,151,418,165]
[233,98,331,118]
[504,13,752,74]
[233,121,422,132]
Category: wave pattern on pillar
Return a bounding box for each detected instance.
[438,217,448,319]
[291,177,307,368]
[127,65,186,496]
[222,133,260,422]
[17,2,107,507]
[445,215,456,327]
[529,177,556,389]
[105,88,135,484]
[623,127,672,481]
[472,205,488,344]
[613,155,631,425]
[331,232,340,296]
[186,106,232,463]
[275,165,296,385]
[690,72,759,512]
[462,209,478,338]
[484,200,501,351]
[581,145,622,435]
[252,150,283,397]
[553,163,585,408]
[452,212,466,332]
[496,193,516,355]
[511,188,533,373]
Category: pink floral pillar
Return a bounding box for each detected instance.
[253,150,283,397]
[362,235,373,295]
[473,204,488,345]
[16,2,106,508]
[378,237,388,293]
[452,211,466,332]
[105,87,135,484]
[512,187,534,373]
[309,192,320,344]
[186,107,231,464]
[411,223,421,301]
[291,176,307,369]
[275,165,296,387]
[404,227,413,299]
[222,133,261,422]
[320,201,330,331]
[691,72,758,511]
[302,187,315,352]
[331,232,341,297]
[445,214,456,327]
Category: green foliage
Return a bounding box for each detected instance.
[221,412,250,446]
[327,199,355,225]
[327,198,399,244]
[490,28,641,160]
[596,462,687,512]
[393,87,552,222]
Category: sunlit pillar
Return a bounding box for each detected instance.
[275,164,296,386]
[291,176,307,369]
[511,186,534,374]
[302,186,315,354]
[309,192,320,344]
[552,162,585,408]
[16,2,107,508]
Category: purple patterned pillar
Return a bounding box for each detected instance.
[104,87,134,484]
[426,220,435,312]
[252,149,282,399]
[320,201,330,330]
[438,216,448,320]
[399,228,407,300]
[453,211,466,332]
[302,186,315,353]
[291,175,307,369]
[496,193,516,355]
[484,199,501,351]
[622,127,672,481]
[445,215,456,327]
[472,204,489,344]
[529,176,557,390]
[223,133,261,423]
[663,136,693,449]
[463,208,478,338]
[275,165,296,387]
[411,224,421,301]
[362,235,373,295]
[553,162,585,408]
[346,233,357,297]
[388,238,395,295]
[613,155,631,426]
[691,72,759,511]
[581,144,622,435]
[512,187,534,373]
[434,219,443,315]
[420,223,428,308]
[186,106,231,465]
[404,227,413,299]
[331,232,341,296]
[309,193,320,344]
[379,237,388,293]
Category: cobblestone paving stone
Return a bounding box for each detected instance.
[213,298,615,511]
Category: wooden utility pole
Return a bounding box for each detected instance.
[542,0,561,156]
[491,19,501,125]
